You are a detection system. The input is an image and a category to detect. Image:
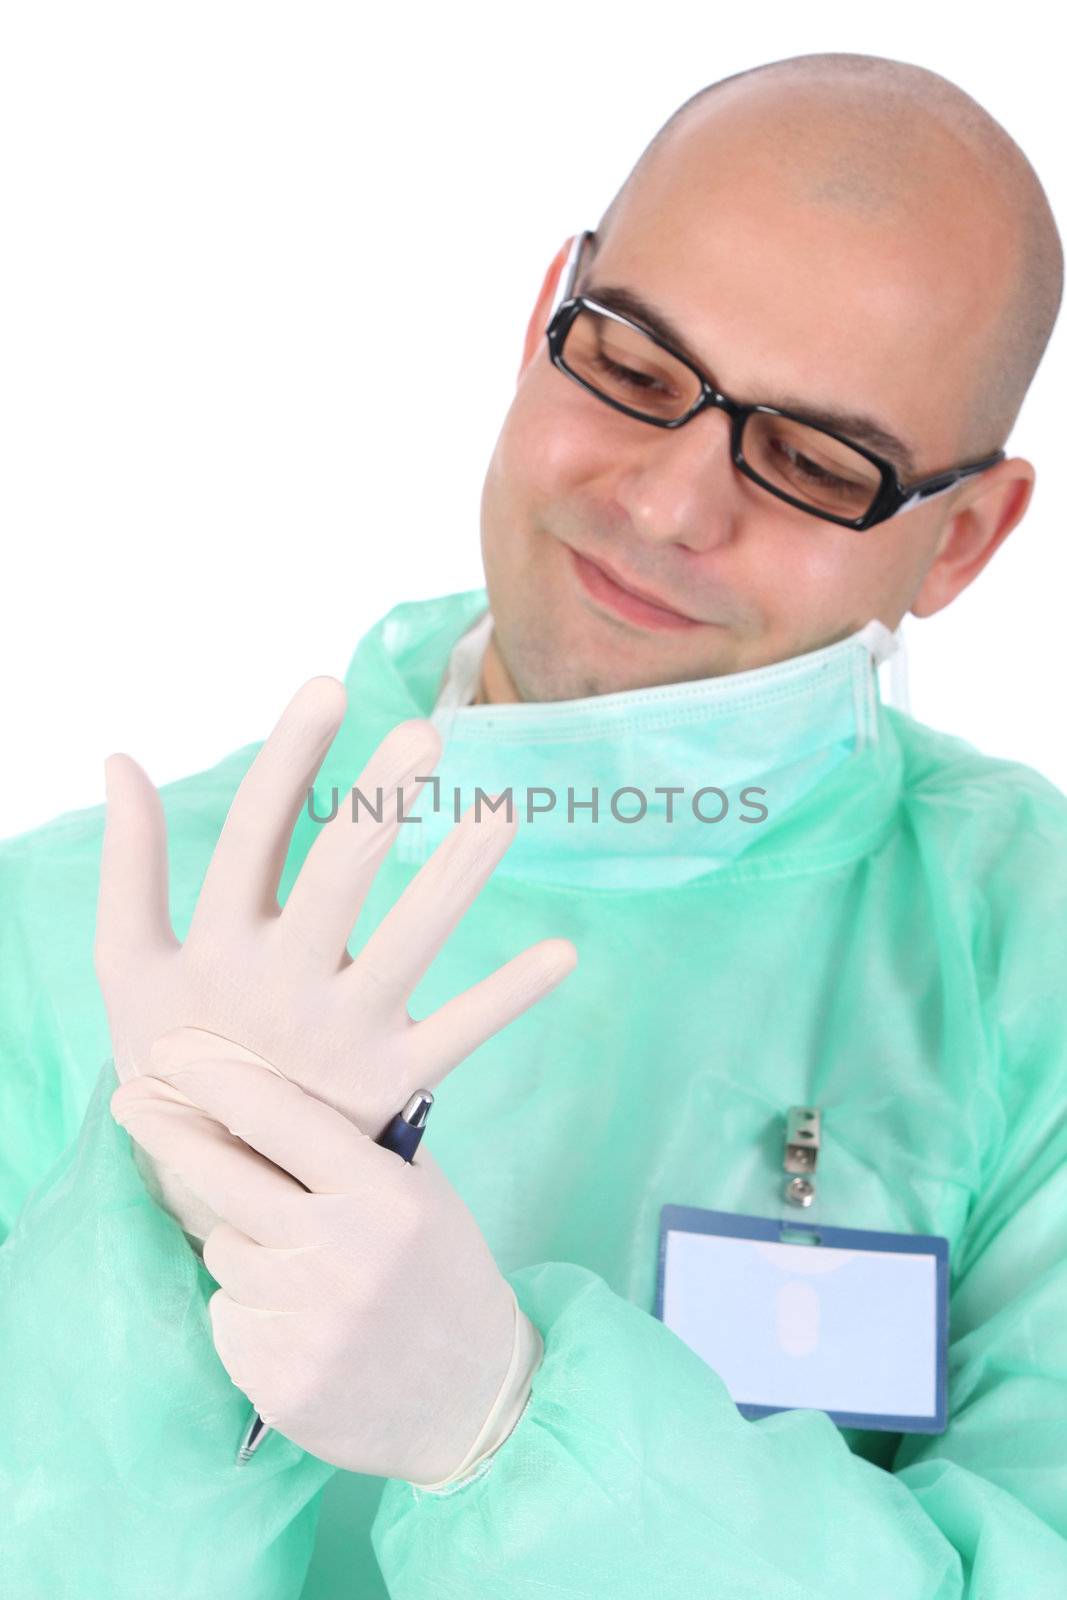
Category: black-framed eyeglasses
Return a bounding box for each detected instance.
[545,229,1006,531]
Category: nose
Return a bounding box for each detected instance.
[611,402,744,553]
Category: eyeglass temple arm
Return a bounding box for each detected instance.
[553,230,592,316]
[896,452,1006,513]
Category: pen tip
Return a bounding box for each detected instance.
[237,1414,269,1463]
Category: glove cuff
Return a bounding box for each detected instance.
[411,1285,543,1493]
[129,1140,216,1256]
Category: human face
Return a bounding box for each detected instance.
[477,86,1029,702]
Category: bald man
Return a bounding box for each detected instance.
[2,51,1066,1600]
[479,56,1051,700]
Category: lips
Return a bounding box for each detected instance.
[577,552,696,621]
[568,547,705,633]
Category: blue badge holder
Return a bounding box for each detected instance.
[655,1204,950,1434]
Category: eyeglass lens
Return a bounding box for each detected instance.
[562,306,884,519]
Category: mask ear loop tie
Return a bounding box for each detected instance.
[888,620,912,715]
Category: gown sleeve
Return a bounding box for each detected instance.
[0,1055,338,1600]
[371,857,1067,1598]
[372,1165,1067,1600]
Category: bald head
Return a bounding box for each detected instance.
[591,53,1062,460]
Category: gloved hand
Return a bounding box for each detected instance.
[95,676,577,1244]
[110,1050,543,1489]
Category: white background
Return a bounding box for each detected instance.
[1,1,1063,839]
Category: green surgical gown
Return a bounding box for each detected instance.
[2,586,1066,1598]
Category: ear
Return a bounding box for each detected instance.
[909,458,1036,618]
[517,237,576,383]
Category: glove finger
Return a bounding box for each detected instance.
[95,753,178,983]
[277,718,441,973]
[341,795,518,1014]
[187,676,346,940]
[408,937,578,1088]
[201,1219,315,1314]
[111,1076,311,1247]
[142,1048,402,1197]
[207,1287,302,1422]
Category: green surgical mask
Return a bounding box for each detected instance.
[392,612,901,890]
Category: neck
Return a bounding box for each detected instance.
[473,629,519,705]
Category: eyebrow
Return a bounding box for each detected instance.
[578,281,919,479]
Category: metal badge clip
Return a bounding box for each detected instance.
[783,1106,821,1207]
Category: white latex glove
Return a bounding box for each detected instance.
[95,677,577,1245]
[110,1051,542,1490]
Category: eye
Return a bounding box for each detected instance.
[590,353,673,396]
[771,440,862,492]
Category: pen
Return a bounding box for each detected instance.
[234,1087,435,1465]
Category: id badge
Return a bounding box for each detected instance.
[655,1206,949,1433]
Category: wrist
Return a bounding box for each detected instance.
[412,1289,543,1493]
